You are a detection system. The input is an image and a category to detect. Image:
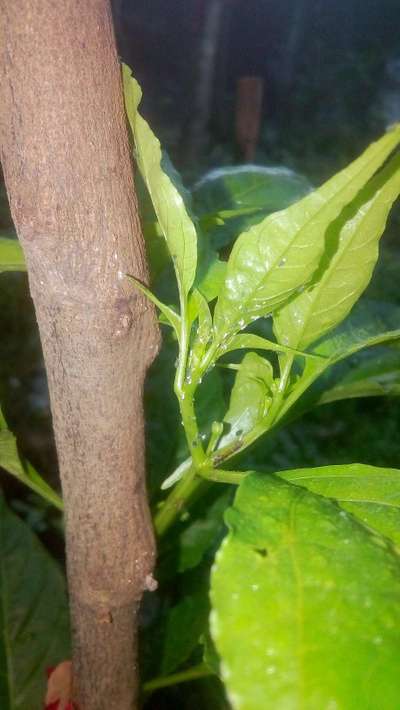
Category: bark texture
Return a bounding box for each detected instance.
[0,1,159,708]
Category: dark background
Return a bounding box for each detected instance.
[113,0,400,182]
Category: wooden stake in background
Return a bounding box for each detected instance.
[235,76,264,162]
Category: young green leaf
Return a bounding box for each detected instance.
[280,347,400,426]
[218,353,273,450]
[274,152,400,350]
[188,289,213,374]
[193,165,312,251]
[0,495,70,709]
[0,428,63,511]
[195,256,227,303]
[178,490,232,572]
[311,299,400,363]
[276,301,400,425]
[0,236,25,272]
[127,274,181,339]
[160,593,210,676]
[211,474,400,710]
[213,125,400,341]
[277,464,400,546]
[223,332,323,360]
[317,349,400,405]
[123,64,197,298]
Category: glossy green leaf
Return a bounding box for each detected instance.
[275,152,400,350]
[317,348,400,405]
[213,125,400,340]
[193,165,311,250]
[188,290,213,374]
[0,428,63,511]
[193,166,312,216]
[218,353,273,450]
[283,347,400,424]
[286,301,400,420]
[278,464,400,545]
[311,299,400,362]
[0,238,25,273]
[211,473,400,710]
[123,64,197,297]
[224,332,322,359]
[195,257,227,303]
[0,495,69,709]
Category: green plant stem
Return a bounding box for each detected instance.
[155,353,300,536]
[199,468,247,484]
[154,467,202,537]
[174,302,207,466]
[143,663,212,694]
[157,333,324,538]
[274,359,328,425]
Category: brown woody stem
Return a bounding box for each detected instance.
[0,1,159,707]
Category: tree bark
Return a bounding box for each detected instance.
[0,1,159,708]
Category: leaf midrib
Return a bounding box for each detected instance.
[218,139,399,335]
[288,168,400,349]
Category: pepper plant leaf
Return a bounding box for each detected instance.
[123,64,197,299]
[278,463,400,545]
[310,299,400,363]
[316,349,400,405]
[276,300,400,426]
[127,274,181,339]
[0,495,69,710]
[218,353,273,450]
[211,473,400,710]
[274,150,400,350]
[0,237,25,273]
[213,125,400,340]
[0,426,63,511]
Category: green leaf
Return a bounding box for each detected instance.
[282,301,400,422]
[317,348,400,405]
[178,490,231,572]
[0,238,25,273]
[123,64,197,298]
[188,290,213,375]
[278,347,400,429]
[160,593,209,676]
[211,473,400,710]
[278,464,400,545]
[193,165,312,216]
[213,125,400,340]
[201,632,220,675]
[224,332,322,359]
[0,495,70,709]
[218,353,273,450]
[193,165,312,250]
[275,152,400,350]
[311,299,400,362]
[127,274,181,339]
[195,257,227,303]
[0,428,63,511]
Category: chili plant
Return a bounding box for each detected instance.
[123,64,400,709]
